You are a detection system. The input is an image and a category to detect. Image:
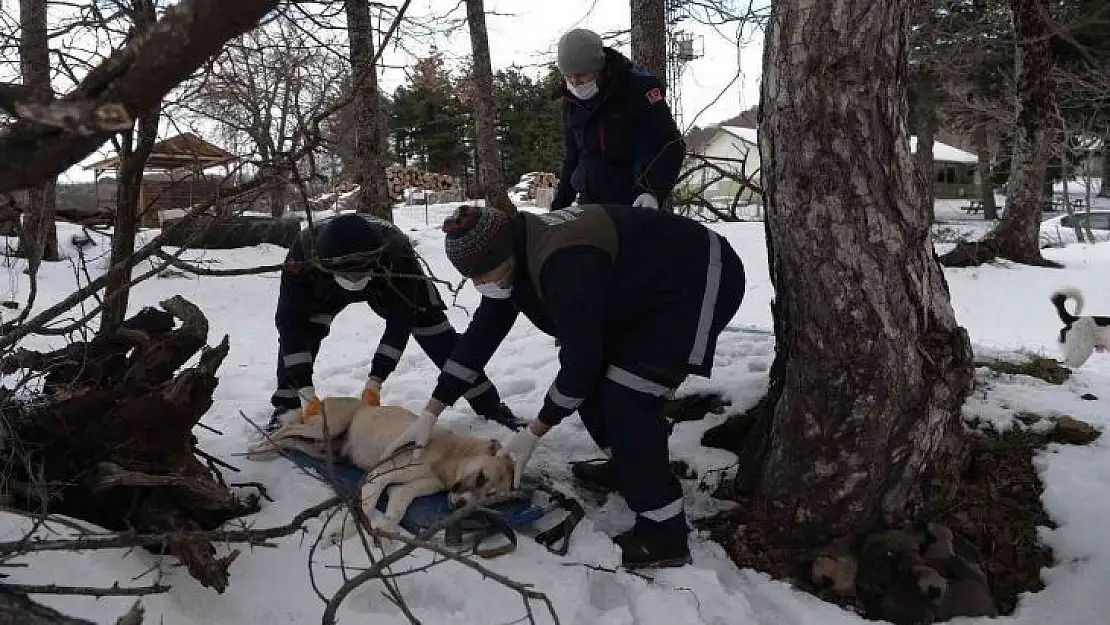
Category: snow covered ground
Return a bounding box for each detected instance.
[3,197,1110,624]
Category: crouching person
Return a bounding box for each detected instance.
[267,212,522,431]
[384,204,746,569]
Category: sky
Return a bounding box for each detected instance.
[55,0,765,184]
[394,0,766,128]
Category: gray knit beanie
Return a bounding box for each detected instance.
[557,29,605,75]
[442,205,514,278]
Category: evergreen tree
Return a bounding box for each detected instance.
[389,50,470,176]
[492,65,563,183]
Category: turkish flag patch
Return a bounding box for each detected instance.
[645,87,663,104]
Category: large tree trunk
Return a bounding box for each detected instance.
[464,0,516,215]
[265,165,290,218]
[630,0,668,81]
[17,0,59,270]
[914,78,938,221]
[345,0,392,221]
[911,5,938,221]
[751,0,974,544]
[972,125,999,219]
[982,0,1057,265]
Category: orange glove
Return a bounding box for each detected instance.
[361,386,381,406]
[298,387,321,423]
[361,379,382,406]
[299,397,321,423]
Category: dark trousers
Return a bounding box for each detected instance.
[576,238,746,537]
[577,362,688,536]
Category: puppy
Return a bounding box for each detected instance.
[1051,286,1110,368]
[247,398,515,545]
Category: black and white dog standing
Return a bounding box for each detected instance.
[1051,287,1110,368]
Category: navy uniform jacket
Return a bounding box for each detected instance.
[431,205,746,427]
[551,48,686,209]
[275,214,448,392]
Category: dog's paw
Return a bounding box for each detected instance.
[244,441,277,461]
[370,515,401,535]
[322,516,359,548]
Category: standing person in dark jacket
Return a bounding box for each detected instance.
[383,204,747,569]
[550,28,685,210]
[266,212,522,432]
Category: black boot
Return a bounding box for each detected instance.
[572,458,689,494]
[614,519,692,570]
[484,402,527,430]
[264,406,296,433]
[571,458,618,493]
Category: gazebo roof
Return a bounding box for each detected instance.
[84,132,238,172]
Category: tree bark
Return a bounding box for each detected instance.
[1100,131,1109,197]
[982,0,1058,265]
[630,0,668,82]
[914,77,938,221]
[345,0,392,221]
[100,1,160,336]
[266,165,289,218]
[0,587,98,625]
[464,0,515,215]
[99,109,159,335]
[17,0,59,269]
[972,125,999,219]
[911,5,938,221]
[752,0,974,544]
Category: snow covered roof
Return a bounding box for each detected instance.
[719,125,758,146]
[910,136,977,164]
[714,126,979,165]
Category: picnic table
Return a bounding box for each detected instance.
[1044,197,1086,213]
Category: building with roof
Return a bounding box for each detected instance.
[680,125,982,206]
[83,132,240,227]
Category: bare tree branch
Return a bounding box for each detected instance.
[0,0,279,192]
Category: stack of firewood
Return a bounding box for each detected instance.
[386,166,461,200]
[524,172,558,200]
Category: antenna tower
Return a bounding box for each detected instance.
[665,1,704,130]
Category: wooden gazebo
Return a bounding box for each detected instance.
[84,132,239,227]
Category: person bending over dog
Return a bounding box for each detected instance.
[385,204,747,569]
[267,212,522,432]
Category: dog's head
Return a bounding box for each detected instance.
[446,439,515,509]
[245,407,304,460]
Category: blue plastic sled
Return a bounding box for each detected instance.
[284,449,576,553]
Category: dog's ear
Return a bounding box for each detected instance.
[487,438,501,455]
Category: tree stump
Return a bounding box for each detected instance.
[0,587,98,625]
[0,296,260,593]
[937,241,998,267]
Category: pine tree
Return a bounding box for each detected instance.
[389,51,469,176]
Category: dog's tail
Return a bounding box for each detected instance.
[1051,286,1085,323]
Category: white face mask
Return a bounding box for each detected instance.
[335,274,371,291]
[566,79,599,100]
[475,282,513,299]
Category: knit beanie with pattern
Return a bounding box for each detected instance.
[442,205,514,278]
[557,29,605,75]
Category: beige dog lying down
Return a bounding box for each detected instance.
[246,398,515,545]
